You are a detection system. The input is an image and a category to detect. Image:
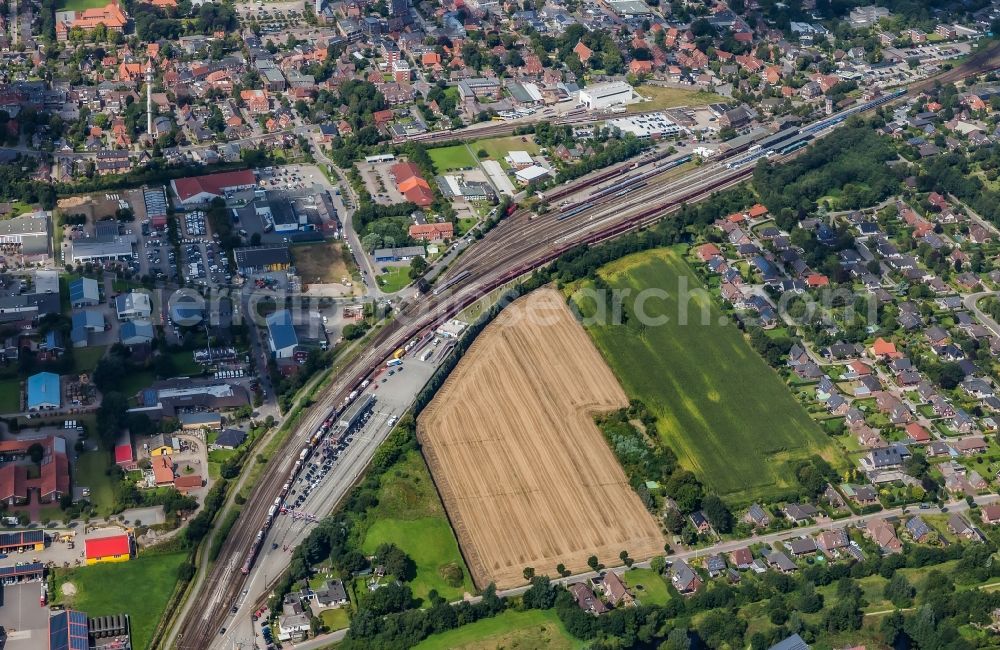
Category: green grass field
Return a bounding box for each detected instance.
[628,85,729,113]
[413,609,582,650]
[74,345,106,375]
[428,145,478,172]
[377,266,411,293]
[56,0,109,10]
[622,568,671,606]
[320,607,351,630]
[359,450,474,604]
[0,378,20,413]
[473,135,540,162]
[55,552,188,650]
[120,370,156,401]
[75,449,116,516]
[572,248,841,502]
[169,351,204,377]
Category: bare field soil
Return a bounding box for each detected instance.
[418,289,664,589]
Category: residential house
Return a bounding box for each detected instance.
[670,560,702,595]
[905,516,933,542]
[598,571,634,608]
[569,583,608,615]
[818,529,849,554]
[866,519,902,553]
[784,503,819,523]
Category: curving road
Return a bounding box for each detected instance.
[169,45,1000,649]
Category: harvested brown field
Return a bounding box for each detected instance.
[418,289,664,589]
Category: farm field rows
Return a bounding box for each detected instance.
[419,289,663,589]
[570,248,840,502]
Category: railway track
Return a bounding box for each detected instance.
[173,48,1000,648]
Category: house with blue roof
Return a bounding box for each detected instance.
[905,516,933,542]
[169,294,204,326]
[120,320,154,346]
[267,310,298,358]
[68,277,99,307]
[71,310,104,348]
[42,330,64,354]
[27,371,60,410]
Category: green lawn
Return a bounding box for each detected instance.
[377,266,411,293]
[207,448,236,480]
[74,346,107,375]
[320,607,351,631]
[456,217,478,236]
[54,552,188,650]
[56,0,110,9]
[622,568,671,606]
[571,248,841,502]
[0,378,20,413]
[473,135,540,161]
[413,609,583,650]
[359,450,474,604]
[75,449,116,516]
[628,85,729,113]
[169,351,204,377]
[120,370,155,400]
[428,145,478,172]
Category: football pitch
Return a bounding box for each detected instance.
[571,248,840,502]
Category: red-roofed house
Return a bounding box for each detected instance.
[629,60,653,75]
[806,274,829,287]
[171,170,256,206]
[905,422,931,443]
[696,242,721,262]
[0,465,27,505]
[174,474,203,494]
[871,337,901,359]
[409,222,454,242]
[114,433,136,471]
[574,41,593,64]
[980,504,1000,524]
[730,547,753,569]
[152,455,175,486]
[85,534,132,564]
[747,204,768,218]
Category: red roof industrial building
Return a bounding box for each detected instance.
[170,170,256,205]
[390,162,434,207]
[85,534,132,563]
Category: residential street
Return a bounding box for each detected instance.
[290,493,1000,649]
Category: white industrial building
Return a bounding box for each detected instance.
[515,165,550,184]
[607,113,684,139]
[69,237,135,263]
[579,81,634,110]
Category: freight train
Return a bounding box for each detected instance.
[240,382,377,575]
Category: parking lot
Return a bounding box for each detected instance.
[235,164,345,247]
[0,583,50,650]
[358,161,406,206]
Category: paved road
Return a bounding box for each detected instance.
[964,290,1000,337]
[289,493,1000,649]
